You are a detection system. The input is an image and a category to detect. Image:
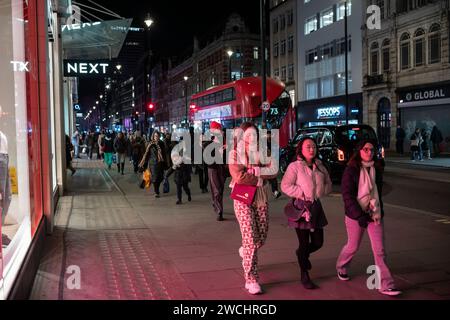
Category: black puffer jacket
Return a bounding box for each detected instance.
[341,163,384,228]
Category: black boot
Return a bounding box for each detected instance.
[301,270,317,290]
[117,163,121,173]
[139,180,145,189]
[121,163,125,175]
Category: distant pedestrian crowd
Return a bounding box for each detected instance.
[395,125,445,161]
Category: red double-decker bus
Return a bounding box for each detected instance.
[189,77,296,148]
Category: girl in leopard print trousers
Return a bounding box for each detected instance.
[229,123,278,295]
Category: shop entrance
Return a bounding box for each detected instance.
[377,98,391,148]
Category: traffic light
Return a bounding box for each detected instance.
[147,102,155,117]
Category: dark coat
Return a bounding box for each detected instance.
[131,137,146,158]
[103,136,114,153]
[141,141,167,183]
[341,163,385,228]
[114,136,128,154]
[174,163,192,185]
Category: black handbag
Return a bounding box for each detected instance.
[284,198,312,223]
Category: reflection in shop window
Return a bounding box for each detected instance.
[1,0,33,292]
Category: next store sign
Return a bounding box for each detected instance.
[64,60,111,77]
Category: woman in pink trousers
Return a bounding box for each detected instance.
[336,139,401,296]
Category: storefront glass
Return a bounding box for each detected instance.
[0,0,44,298]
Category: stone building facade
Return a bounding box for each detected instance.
[362,0,450,151]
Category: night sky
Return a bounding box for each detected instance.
[77,0,261,112]
[77,0,261,56]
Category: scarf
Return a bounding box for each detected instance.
[150,141,164,163]
[357,161,381,216]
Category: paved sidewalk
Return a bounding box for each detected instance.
[29,158,450,300]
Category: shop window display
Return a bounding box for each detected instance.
[1,0,41,297]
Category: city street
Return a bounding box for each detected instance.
[29,157,450,300]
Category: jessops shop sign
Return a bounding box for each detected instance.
[64,60,112,77]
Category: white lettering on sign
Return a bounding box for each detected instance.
[61,21,101,32]
[412,89,445,101]
[66,62,110,75]
[10,61,30,72]
[317,107,341,119]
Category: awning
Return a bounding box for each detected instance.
[61,18,132,60]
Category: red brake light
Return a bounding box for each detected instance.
[338,149,345,161]
[147,103,154,110]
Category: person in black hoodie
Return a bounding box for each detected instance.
[336,139,401,296]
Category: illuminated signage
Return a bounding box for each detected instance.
[61,22,101,32]
[399,85,450,104]
[10,61,30,72]
[317,107,342,119]
[63,60,111,77]
[74,104,81,110]
[194,105,233,121]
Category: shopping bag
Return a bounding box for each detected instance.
[112,153,117,163]
[143,169,151,189]
[163,177,170,193]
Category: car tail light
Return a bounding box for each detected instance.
[338,149,345,161]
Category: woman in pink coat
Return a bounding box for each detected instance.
[281,137,332,289]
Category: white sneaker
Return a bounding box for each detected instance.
[379,288,402,296]
[245,282,262,295]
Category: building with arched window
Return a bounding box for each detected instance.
[362,0,450,152]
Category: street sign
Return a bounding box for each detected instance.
[261,101,271,112]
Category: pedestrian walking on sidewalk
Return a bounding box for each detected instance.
[98,130,105,160]
[139,131,167,198]
[395,125,406,156]
[421,129,432,160]
[196,133,209,193]
[205,121,227,221]
[431,125,444,158]
[410,128,422,161]
[114,132,128,175]
[229,122,278,295]
[103,132,114,170]
[336,139,401,297]
[65,134,76,176]
[166,138,192,204]
[266,130,281,199]
[281,137,332,290]
[72,130,80,159]
[131,131,146,173]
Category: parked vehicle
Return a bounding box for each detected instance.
[279,125,385,181]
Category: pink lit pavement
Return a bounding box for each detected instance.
[29,158,450,300]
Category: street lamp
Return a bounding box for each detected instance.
[144,13,154,28]
[184,76,189,127]
[143,14,154,134]
[227,50,234,82]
